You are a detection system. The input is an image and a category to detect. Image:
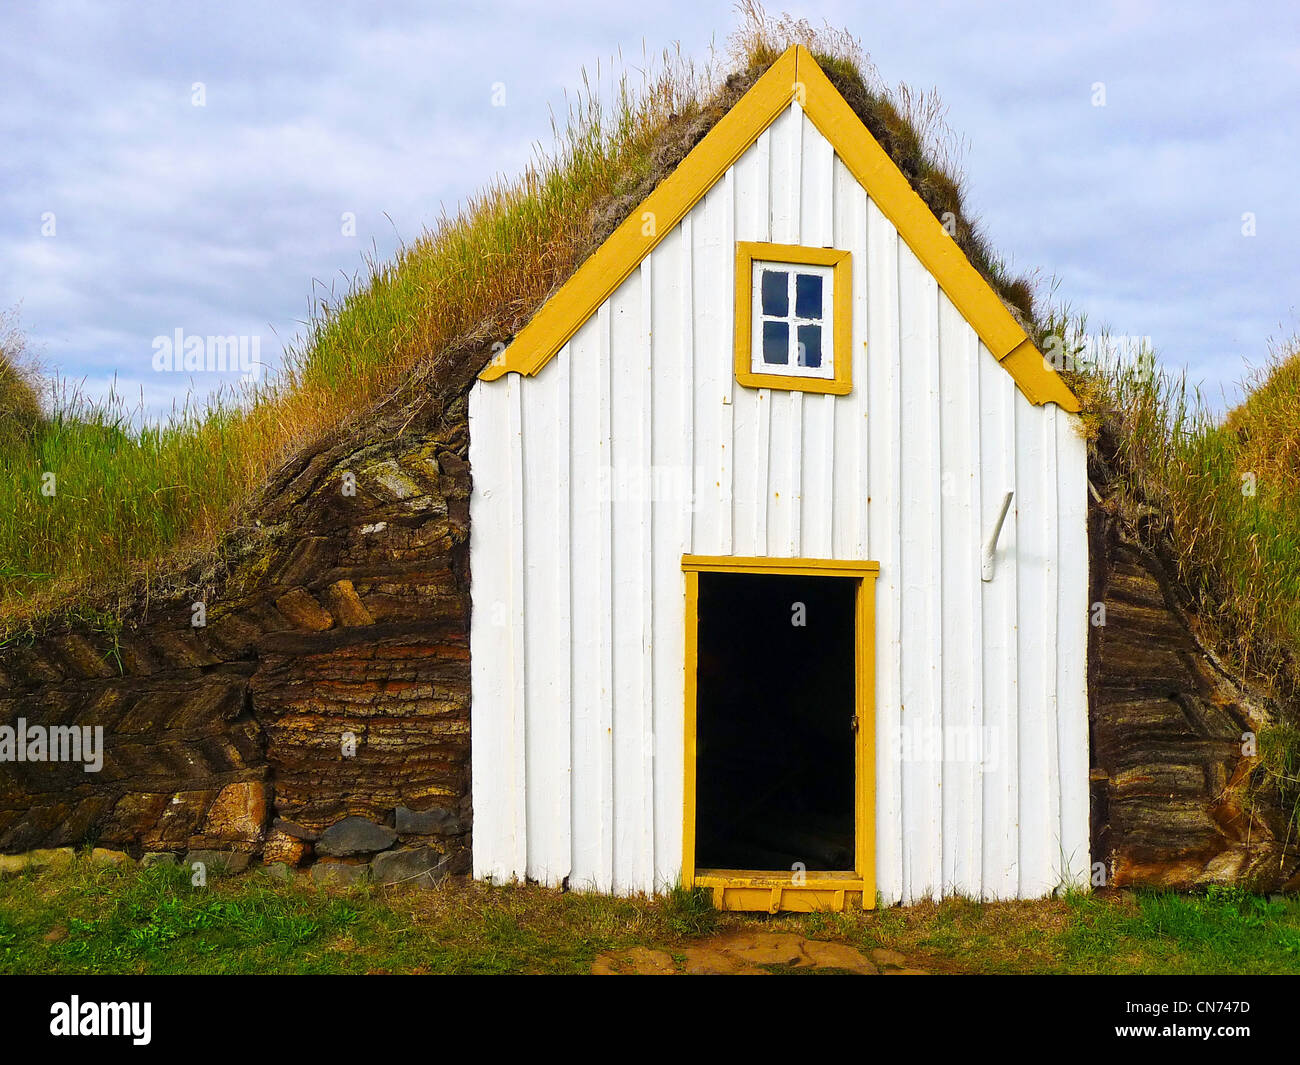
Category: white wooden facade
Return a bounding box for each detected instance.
[468,99,1090,905]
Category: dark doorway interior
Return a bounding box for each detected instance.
[694,572,857,872]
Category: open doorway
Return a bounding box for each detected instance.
[693,571,857,873]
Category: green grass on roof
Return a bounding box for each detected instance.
[0,7,1036,634]
[0,314,42,455]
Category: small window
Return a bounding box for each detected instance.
[753,264,833,378]
[734,242,852,395]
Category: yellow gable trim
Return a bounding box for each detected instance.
[791,47,1078,411]
[481,45,1079,413]
[479,46,797,383]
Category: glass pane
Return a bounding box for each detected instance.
[797,324,822,368]
[761,269,789,317]
[762,321,789,365]
[795,273,823,319]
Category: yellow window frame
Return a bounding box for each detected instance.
[734,242,853,396]
[681,555,878,912]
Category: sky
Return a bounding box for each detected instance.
[2,0,1296,420]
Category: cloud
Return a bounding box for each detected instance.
[1,0,1295,421]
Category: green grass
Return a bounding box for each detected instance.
[1052,318,1300,815]
[0,313,42,455]
[0,7,1038,636]
[1057,887,1300,974]
[0,40,716,631]
[4,860,1300,975]
[1069,323,1300,698]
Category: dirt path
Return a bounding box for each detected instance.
[592,931,930,975]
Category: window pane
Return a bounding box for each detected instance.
[797,324,822,368]
[795,273,823,319]
[761,269,789,317]
[762,321,789,365]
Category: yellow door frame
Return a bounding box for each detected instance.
[681,555,878,912]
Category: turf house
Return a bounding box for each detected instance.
[3,28,1297,910]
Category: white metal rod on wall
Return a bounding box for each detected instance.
[981,491,1014,582]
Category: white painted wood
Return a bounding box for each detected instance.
[522,331,570,885]
[690,177,732,557]
[767,105,801,557]
[468,377,513,882]
[978,346,1020,899]
[468,103,1090,900]
[609,267,648,894]
[651,223,690,891]
[801,109,837,560]
[768,104,799,244]
[897,245,943,903]
[1056,416,1092,889]
[1015,392,1053,897]
[564,319,602,890]
[938,290,983,899]
[594,304,616,892]
[731,133,769,559]
[865,192,904,905]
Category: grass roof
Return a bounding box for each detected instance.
[0,313,42,454]
[0,7,1043,635]
[5,3,1300,832]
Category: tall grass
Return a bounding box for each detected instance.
[0,45,721,631]
[1070,320,1300,695]
[0,8,961,633]
[0,312,42,454]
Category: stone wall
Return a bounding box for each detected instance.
[0,392,474,880]
[1088,505,1300,890]
[7,382,1300,893]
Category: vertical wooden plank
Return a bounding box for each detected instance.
[865,197,902,905]
[719,172,736,556]
[768,392,802,556]
[730,132,770,558]
[1056,413,1092,889]
[800,107,835,248]
[1040,406,1063,896]
[1015,391,1051,897]
[652,224,689,891]
[787,118,836,563]
[979,349,1019,899]
[754,389,772,554]
[468,379,514,881]
[897,243,942,902]
[522,343,571,886]
[768,103,798,243]
[681,213,697,558]
[609,274,645,895]
[803,391,837,559]
[505,374,528,879]
[596,304,615,894]
[768,102,800,556]
[832,159,869,562]
[566,317,600,889]
[936,295,982,899]
[784,104,803,561]
[553,349,573,887]
[691,179,732,556]
[964,327,985,900]
[638,257,657,891]
[796,116,836,560]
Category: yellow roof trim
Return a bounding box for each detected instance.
[481,45,1080,413]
